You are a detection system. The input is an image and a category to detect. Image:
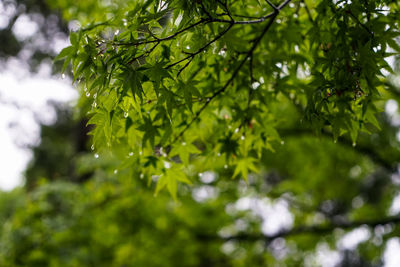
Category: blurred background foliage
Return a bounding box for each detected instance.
[0,0,68,72]
[0,0,400,266]
[1,100,400,266]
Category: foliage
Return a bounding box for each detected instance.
[0,0,68,72]
[24,104,91,189]
[0,181,235,267]
[1,103,400,266]
[1,0,400,266]
[55,0,400,194]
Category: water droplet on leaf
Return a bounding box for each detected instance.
[164,161,171,169]
[124,112,129,118]
[251,82,260,90]
[94,153,99,159]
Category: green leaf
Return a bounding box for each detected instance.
[155,165,191,199]
[233,157,258,182]
[54,46,74,61]
[169,142,201,165]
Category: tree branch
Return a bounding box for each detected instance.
[196,216,400,243]
[265,0,279,11]
[112,18,210,46]
[166,22,234,71]
[225,216,400,243]
[171,0,293,143]
[110,10,281,48]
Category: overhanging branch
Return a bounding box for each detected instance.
[197,216,400,243]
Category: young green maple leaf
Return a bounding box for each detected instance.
[169,141,202,165]
[137,115,159,147]
[233,157,258,182]
[155,164,191,200]
[146,62,171,93]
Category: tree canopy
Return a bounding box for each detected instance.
[1,0,400,266]
[55,0,400,197]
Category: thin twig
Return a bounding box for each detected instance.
[128,42,159,64]
[265,0,278,11]
[217,0,234,22]
[301,0,314,24]
[177,58,193,77]
[348,10,374,35]
[113,19,209,46]
[166,23,234,69]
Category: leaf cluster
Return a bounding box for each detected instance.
[55,0,400,195]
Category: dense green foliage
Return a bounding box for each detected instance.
[56,0,400,196]
[1,0,400,266]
